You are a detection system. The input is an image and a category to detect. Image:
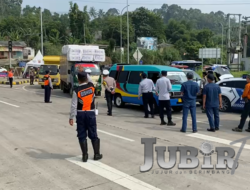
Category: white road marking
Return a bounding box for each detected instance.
[22,86,65,98]
[66,157,161,190]
[0,100,19,108]
[174,117,222,127]
[187,133,250,150]
[74,123,134,142]
[97,129,135,142]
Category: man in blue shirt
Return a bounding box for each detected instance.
[203,74,222,132]
[180,72,199,133]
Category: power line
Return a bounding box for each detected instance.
[73,0,250,6]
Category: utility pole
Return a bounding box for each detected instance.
[227,14,231,67]
[238,14,242,71]
[120,5,129,63]
[40,8,43,55]
[127,0,129,64]
[226,14,242,71]
[219,23,224,64]
[243,16,250,58]
[83,24,86,45]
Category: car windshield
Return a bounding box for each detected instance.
[39,65,58,75]
[167,72,187,84]
[75,64,100,75]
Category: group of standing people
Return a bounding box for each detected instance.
[138,70,222,132]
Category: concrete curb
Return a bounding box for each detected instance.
[0,79,39,85]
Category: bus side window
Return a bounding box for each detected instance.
[148,71,160,84]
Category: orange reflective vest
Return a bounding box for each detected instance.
[43,74,50,86]
[75,83,95,111]
[8,71,13,78]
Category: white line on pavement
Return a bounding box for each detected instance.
[97,129,135,142]
[22,86,65,98]
[66,157,161,190]
[74,123,135,142]
[174,117,222,127]
[0,100,19,108]
[187,133,250,150]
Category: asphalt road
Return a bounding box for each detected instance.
[0,83,250,190]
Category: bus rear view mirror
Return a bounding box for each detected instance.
[68,70,71,74]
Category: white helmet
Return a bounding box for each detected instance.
[103,70,109,75]
[85,69,91,73]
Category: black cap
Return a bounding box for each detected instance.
[78,71,87,79]
[207,74,215,81]
[161,71,167,76]
[186,72,194,79]
[202,71,207,75]
[208,70,213,74]
[141,72,147,78]
[45,70,49,74]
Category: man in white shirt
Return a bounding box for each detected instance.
[138,72,155,118]
[156,71,176,126]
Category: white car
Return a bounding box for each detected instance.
[0,67,7,72]
[217,77,247,112]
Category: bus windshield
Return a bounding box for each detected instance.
[39,65,58,75]
[75,64,101,75]
[167,72,187,84]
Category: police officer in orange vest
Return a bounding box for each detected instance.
[43,70,53,103]
[8,68,13,88]
[69,71,102,162]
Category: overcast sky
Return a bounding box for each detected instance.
[22,0,250,16]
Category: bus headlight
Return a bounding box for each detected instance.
[39,78,43,82]
[54,79,58,82]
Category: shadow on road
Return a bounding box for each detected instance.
[26,148,74,160]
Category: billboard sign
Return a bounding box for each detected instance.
[137,37,158,50]
[199,48,221,59]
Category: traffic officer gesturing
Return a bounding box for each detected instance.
[138,73,155,118]
[233,75,250,132]
[69,71,102,162]
[155,71,175,125]
[43,70,53,103]
[85,69,93,83]
[102,70,116,116]
[8,68,13,88]
[180,72,199,133]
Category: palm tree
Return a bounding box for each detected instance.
[49,31,62,45]
[89,7,97,19]
[66,36,80,44]
[98,9,105,18]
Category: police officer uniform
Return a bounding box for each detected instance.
[85,69,93,83]
[8,69,13,88]
[138,73,155,118]
[102,70,116,116]
[43,70,53,103]
[69,71,102,162]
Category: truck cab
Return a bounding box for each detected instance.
[39,56,61,88]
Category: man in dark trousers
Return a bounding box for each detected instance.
[203,74,222,132]
[138,72,155,118]
[8,68,13,88]
[180,72,199,133]
[233,75,250,132]
[29,68,35,85]
[102,70,116,116]
[43,70,53,103]
[69,71,102,162]
[155,71,176,125]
